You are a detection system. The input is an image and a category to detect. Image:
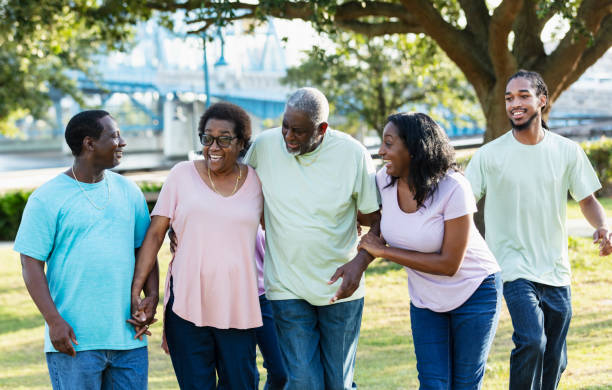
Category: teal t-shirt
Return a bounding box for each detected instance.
[465,130,601,286]
[14,171,150,352]
[245,128,379,305]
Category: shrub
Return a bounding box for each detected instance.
[580,137,612,196]
[0,190,33,241]
[0,182,161,241]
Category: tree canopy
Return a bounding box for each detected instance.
[0,0,151,135]
[146,0,612,141]
[281,32,481,136]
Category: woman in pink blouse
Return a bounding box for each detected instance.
[358,112,501,389]
[131,102,263,389]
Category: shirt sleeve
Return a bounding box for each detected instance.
[13,196,56,262]
[568,142,601,201]
[464,149,486,202]
[353,148,380,214]
[151,166,180,221]
[133,190,151,248]
[243,138,258,169]
[443,176,478,221]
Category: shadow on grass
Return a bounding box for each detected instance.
[0,309,43,335]
[367,259,403,275]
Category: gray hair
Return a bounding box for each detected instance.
[285,87,329,127]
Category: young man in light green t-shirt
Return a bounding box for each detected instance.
[245,87,380,390]
[466,70,611,390]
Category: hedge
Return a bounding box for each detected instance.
[1,137,610,240]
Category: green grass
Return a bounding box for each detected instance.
[2,238,612,389]
[567,196,612,220]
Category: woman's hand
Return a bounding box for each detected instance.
[358,232,387,258]
[127,295,159,340]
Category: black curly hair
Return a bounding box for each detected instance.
[385,112,457,208]
[198,102,252,157]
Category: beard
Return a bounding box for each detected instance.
[509,111,539,131]
[285,134,322,156]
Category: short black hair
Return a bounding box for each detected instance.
[65,110,111,156]
[198,102,252,156]
[385,112,457,208]
[507,69,549,129]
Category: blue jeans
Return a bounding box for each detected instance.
[270,298,364,390]
[256,295,288,390]
[164,286,258,389]
[46,347,148,390]
[410,273,502,390]
[503,278,572,390]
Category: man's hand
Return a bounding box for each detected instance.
[48,316,78,357]
[328,253,370,304]
[593,227,612,256]
[168,228,177,254]
[127,295,159,340]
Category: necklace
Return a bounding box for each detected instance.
[296,151,320,167]
[71,165,111,210]
[208,163,242,196]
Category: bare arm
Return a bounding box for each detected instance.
[128,216,169,338]
[21,255,77,356]
[131,216,169,297]
[359,214,471,277]
[328,210,381,303]
[579,194,612,256]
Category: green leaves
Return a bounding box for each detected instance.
[281,31,482,136]
[0,0,148,135]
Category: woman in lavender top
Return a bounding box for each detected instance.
[254,227,288,390]
[359,112,501,389]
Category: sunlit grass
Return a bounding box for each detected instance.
[2,237,612,389]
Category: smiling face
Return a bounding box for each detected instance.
[281,107,326,155]
[202,118,242,173]
[505,77,547,131]
[91,115,126,169]
[378,121,412,178]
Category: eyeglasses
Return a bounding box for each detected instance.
[199,134,238,148]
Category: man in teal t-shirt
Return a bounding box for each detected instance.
[14,110,159,389]
[245,88,379,389]
[466,70,611,390]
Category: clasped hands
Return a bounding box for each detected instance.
[127,295,159,340]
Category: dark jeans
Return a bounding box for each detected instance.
[270,298,364,390]
[46,347,148,390]
[256,295,288,390]
[410,273,502,390]
[164,288,258,390]
[503,278,572,390]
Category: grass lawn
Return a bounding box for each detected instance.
[2,237,612,389]
[567,196,612,220]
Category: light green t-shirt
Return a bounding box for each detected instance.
[244,128,379,305]
[465,130,601,286]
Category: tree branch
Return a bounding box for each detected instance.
[336,20,421,36]
[334,1,411,21]
[398,0,493,97]
[542,0,612,100]
[551,14,612,102]
[488,0,522,79]
[458,0,490,42]
[512,0,546,69]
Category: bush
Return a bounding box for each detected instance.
[0,182,161,241]
[0,190,33,241]
[580,137,612,196]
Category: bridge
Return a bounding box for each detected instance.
[5,19,612,160]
